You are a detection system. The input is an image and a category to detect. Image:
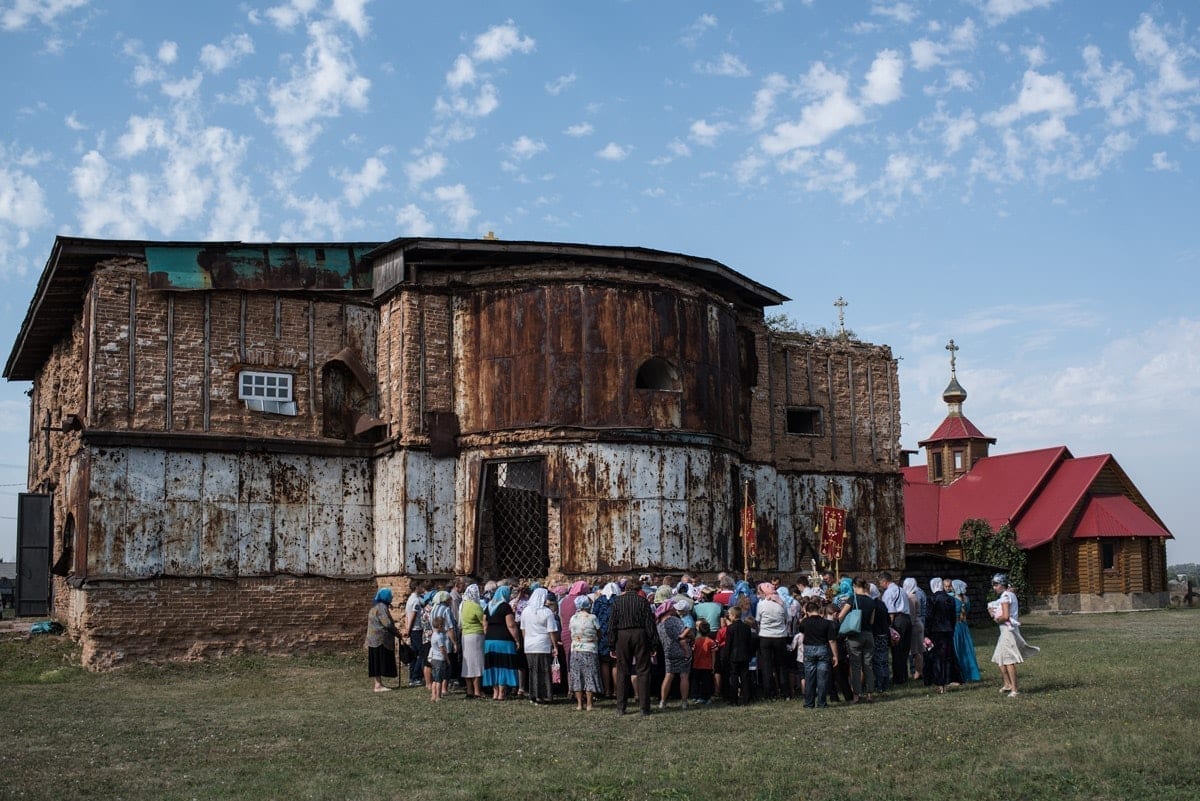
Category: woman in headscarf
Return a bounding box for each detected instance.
[990,573,1039,697]
[520,587,559,705]
[592,582,620,698]
[655,599,693,709]
[459,583,486,699]
[482,585,522,700]
[903,577,926,681]
[567,595,602,710]
[951,579,982,682]
[559,579,591,669]
[731,579,758,619]
[756,581,791,700]
[366,588,402,692]
[923,577,961,694]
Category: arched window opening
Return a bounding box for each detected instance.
[635,357,679,391]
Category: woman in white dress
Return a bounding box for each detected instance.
[989,573,1039,697]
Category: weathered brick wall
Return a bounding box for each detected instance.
[71,576,377,669]
[756,333,901,475]
[86,260,377,439]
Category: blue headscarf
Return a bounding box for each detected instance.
[834,577,853,606]
[731,580,757,618]
[488,585,512,616]
[374,587,393,605]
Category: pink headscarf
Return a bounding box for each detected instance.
[758,582,782,607]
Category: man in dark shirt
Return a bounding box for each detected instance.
[605,577,659,716]
[723,607,755,705]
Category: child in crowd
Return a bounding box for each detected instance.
[428,616,452,701]
[723,606,755,706]
[690,619,717,704]
[787,617,805,699]
[798,599,838,708]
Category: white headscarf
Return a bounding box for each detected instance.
[464,584,480,603]
[902,577,918,594]
[929,577,943,595]
[527,587,549,610]
[601,582,620,599]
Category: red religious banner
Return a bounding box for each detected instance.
[820,505,847,560]
[741,494,758,562]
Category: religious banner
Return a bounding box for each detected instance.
[740,484,758,574]
[820,505,847,560]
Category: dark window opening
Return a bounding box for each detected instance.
[1101,541,1116,571]
[635,357,680,391]
[478,460,549,579]
[785,407,822,436]
[932,452,944,480]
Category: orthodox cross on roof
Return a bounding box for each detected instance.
[946,338,959,377]
[834,296,848,335]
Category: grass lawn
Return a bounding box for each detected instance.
[2,610,1198,801]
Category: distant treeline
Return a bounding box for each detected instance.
[1168,564,1199,583]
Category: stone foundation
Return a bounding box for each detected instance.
[69,575,378,670]
[1031,591,1170,613]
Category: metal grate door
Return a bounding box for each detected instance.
[16,493,52,617]
[480,460,548,579]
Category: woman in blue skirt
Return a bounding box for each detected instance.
[951,579,982,682]
[482,585,522,699]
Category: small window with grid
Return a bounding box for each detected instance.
[238,371,297,415]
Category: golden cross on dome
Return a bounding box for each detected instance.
[946,338,959,377]
[834,296,848,334]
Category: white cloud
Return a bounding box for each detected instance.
[280,191,347,240]
[200,33,255,73]
[545,73,576,95]
[158,41,178,64]
[263,0,320,31]
[862,49,904,105]
[337,155,386,207]
[695,52,751,78]
[760,89,865,155]
[689,119,730,147]
[871,3,917,24]
[909,18,976,71]
[435,82,499,117]
[1150,151,1178,172]
[446,54,475,89]
[748,72,789,130]
[64,112,87,131]
[563,122,593,137]
[405,152,446,187]
[984,69,1076,126]
[941,110,978,154]
[668,139,691,158]
[266,20,370,165]
[0,157,50,235]
[331,0,370,38]
[472,20,535,62]
[680,13,717,47]
[1080,45,1138,127]
[596,142,630,161]
[433,183,477,231]
[1026,116,1068,149]
[982,0,1056,26]
[1,0,88,31]
[734,151,766,185]
[1129,14,1199,136]
[395,203,433,236]
[507,135,547,160]
[1021,45,1047,69]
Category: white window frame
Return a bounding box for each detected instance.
[238,370,297,416]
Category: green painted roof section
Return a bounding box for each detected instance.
[145,245,378,290]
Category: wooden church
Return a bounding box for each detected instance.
[903,341,1172,611]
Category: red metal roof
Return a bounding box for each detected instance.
[902,446,1173,549]
[917,413,996,447]
[1074,495,1171,539]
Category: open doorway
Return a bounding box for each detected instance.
[477,459,549,579]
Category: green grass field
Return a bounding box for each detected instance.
[2,610,1197,801]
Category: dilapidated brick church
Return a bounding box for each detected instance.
[8,235,904,667]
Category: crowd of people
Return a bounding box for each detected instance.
[366,569,1037,711]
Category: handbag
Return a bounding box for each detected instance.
[551,653,562,684]
[838,595,863,635]
[396,641,416,664]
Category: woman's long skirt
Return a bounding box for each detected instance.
[461,633,485,678]
[482,638,520,688]
[367,645,397,679]
[953,621,982,681]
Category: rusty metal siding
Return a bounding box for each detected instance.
[85,446,374,579]
[371,450,457,576]
[454,284,741,439]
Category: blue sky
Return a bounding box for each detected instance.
[1,0,1197,563]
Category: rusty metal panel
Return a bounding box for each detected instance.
[428,456,456,572]
[661,500,689,569]
[272,454,310,574]
[631,499,662,566]
[161,500,201,575]
[372,453,402,574]
[403,453,430,574]
[774,474,796,572]
[307,503,343,576]
[88,448,128,574]
[238,502,273,574]
[239,453,273,504]
[342,503,373,575]
[123,449,165,577]
[201,501,239,576]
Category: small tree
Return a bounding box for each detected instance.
[960,518,1028,600]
